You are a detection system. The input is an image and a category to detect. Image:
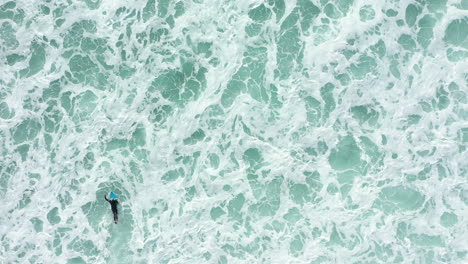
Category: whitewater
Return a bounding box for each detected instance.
[1,0,467,263]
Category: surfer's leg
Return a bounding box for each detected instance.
[113,213,118,224]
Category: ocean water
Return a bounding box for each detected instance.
[1,0,467,263]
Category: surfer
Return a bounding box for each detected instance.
[104,193,119,224]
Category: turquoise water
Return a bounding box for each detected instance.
[1,0,467,263]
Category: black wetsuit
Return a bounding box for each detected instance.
[105,197,119,223]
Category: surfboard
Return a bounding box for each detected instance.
[109,192,118,200]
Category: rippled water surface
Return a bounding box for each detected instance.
[1,0,467,263]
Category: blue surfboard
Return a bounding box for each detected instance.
[109,192,118,200]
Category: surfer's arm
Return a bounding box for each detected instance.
[104,194,109,202]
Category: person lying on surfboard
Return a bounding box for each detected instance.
[104,193,119,224]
